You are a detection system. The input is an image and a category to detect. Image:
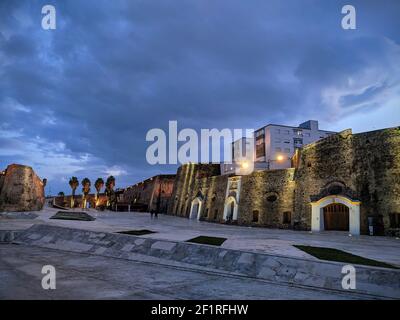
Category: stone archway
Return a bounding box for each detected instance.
[311,195,361,235]
[223,196,238,221]
[189,197,203,220]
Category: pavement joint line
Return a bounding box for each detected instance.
[5,243,387,300]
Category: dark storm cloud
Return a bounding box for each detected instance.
[0,0,399,193]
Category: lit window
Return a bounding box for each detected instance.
[293,129,303,136]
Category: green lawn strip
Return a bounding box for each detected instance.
[186,236,227,246]
[294,245,398,269]
[50,211,95,221]
[117,229,156,236]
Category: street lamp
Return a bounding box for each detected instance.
[267,155,290,170]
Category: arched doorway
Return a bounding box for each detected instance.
[323,203,349,231]
[311,195,361,235]
[189,197,203,220]
[223,196,238,221]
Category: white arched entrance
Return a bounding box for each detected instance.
[311,195,361,235]
[223,196,238,221]
[189,197,203,220]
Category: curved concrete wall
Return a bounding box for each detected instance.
[15,224,400,299]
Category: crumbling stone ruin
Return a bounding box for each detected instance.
[0,164,46,212]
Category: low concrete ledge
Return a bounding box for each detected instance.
[0,230,22,243]
[14,224,400,299]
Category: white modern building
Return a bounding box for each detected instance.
[255,120,336,169]
[221,120,336,174]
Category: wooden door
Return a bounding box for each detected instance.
[323,203,349,231]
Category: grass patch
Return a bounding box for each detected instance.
[117,229,156,236]
[187,236,227,246]
[50,211,95,221]
[294,245,398,269]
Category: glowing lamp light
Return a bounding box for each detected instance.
[241,162,249,169]
[276,155,284,162]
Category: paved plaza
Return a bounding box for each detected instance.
[1,207,400,299]
[2,207,400,266]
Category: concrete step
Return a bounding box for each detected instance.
[14,224,400,299]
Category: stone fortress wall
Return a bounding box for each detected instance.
[2,127,399,236]
[167,127,400,236]
[123,174,176,212]
[294,127,400,235]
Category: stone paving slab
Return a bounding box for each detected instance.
[14,224,400,299]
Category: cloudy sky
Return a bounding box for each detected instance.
[0,0,399,195]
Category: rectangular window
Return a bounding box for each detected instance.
[293,138,303,147]
[275,129,281,134]
[255,128,264,137]
[275,147,281,152]
[256,133,265,158]
[284,148,290,153]
[293,129,303,136]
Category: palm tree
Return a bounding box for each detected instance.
[69,177,79,208]
[105,176,116,209]
[94,178,104,208]
[81,178,91,209]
